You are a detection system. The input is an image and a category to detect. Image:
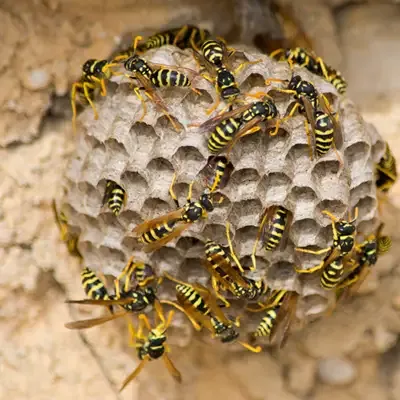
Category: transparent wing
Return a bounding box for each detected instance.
[132,209,183,235]
[65,311,128,330]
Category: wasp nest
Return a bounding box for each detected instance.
[60,44,385,337]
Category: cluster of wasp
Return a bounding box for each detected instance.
[56,24,397,391]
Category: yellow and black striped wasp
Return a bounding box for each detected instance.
[270,47,347,95]
[52,200,82,258]
[197,94,280,154]
[102,180,127,216]
[248,289,298,349]
[336,223,391,299]
[203,222,268,306]
[111,36,200,131]
[202,155,234,193]
[142,25,211,52]
[266,74,343,162]
[162,273,262,352]
[194,38,261,115]
[120,306,181,391]
[65,257,162,330]
[132,173,223,253]
[376,142,397,193]
[295,208,358,290]
[70,59,119,134]
[251,206,292,268]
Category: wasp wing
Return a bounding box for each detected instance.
[132,209,183,235]
[65,311,128,330]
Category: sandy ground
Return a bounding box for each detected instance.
[1,1,400,399]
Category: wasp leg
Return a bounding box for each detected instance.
[304,119,314,160]
[237,341,262,353]
[233,59,262,75]
[295,247,331,256]
[211,276,231,307]
[169,173,180,208]
[83,81,98,119]
[70,82,80,135]
[226,221,246,272]
[295,261,324,274]
[160,300,202,331]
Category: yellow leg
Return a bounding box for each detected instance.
[295,261,324,274]
[206,94,221,115]
[234,59,262,75]
[225,222,245,272]
[211,277,231,307]
[92,76,107,96]
[269,102,299,136]
[304,119,314,160]
[133,86,147,121]
[70,83,79,135]
[173,25,189,46]
[83,82,98,119]
[154,300,166,325]
[115,256,137,293]
[138,313,152,331]
[128,321,137,347]
[163,310,175,329]
[321,209,339,222]
[265,78,288,86]
[186,181,194,203]
[315,57,330,81]
[269,48,285,59]
[169,173,180,208]
[238,341,262,353]
[160,300,202,331]
[295,247,331,256]
[133,35,143,52]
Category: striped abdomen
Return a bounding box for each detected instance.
[81,268,110,300]
[138,219,179,244]
[151,69,190,88]
[264,207,289,251]
[208,117,241,153]
[207,156,229,192]
[201,40,224,66]
[253,306,280,337]
[145,32,174,49]
[176,284,211,316]
[328,71,347,94]
[321,257,344,289]
[314,111,334,156]
[105,181,126,216]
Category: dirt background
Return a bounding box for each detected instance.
[1,1,400,399]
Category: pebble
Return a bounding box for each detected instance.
[317,357,357,386]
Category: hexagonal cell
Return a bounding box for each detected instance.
[285,143,313,174]
[290,218,322,249]
[102,138,130,179]
[267,261,299,292]
[154,114,183,137]
[229,199,263,230]
[130,121,159,152]
[119,171,149,213]
[149,246,183,275]
[231,225,259,258]
[78,143,108,186]
[315,199,348,227]
[201,223,229,246]
[288,186,318,221]
[175,236,204,259]
[345,142,371,179]
[240,73,266,93]
[172,145,206,181]
[354,196,377,222]
[140,197,174,221]
[146,158,175,201]
[96,245,127,275]
[224,168,261,202]
[257,172,292,204]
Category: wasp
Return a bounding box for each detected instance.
[199,96,280,154]
[52,200,82,258]
[295,208,358,290]
[162,273,261,352]
[249,289,298,349]
[270,47,347,94]
[120,307,181,391]
[337,223,391,298]
[102,180,127,216]
[132,173,222,253]
[202,155,234,193]
[144,25,210,51]
[111,36,199,132]
[65,257,161,330]
[266,74,342,161]
[203,222,268,306]
[251,205,292,269]
[194,39,261,115]
[70,59,119,134]
[376,142,397,193]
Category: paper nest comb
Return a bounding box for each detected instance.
[60,44,386,338]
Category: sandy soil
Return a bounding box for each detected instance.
[1,1,400,399]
